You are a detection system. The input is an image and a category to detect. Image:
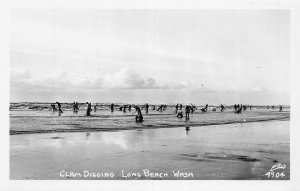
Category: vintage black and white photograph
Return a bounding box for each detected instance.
[8,7,291,181]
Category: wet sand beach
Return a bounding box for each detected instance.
[10,108,289,135]
[10,120,289,180]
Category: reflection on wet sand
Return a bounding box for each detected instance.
[10,120,289,180]
[185,127,190,135]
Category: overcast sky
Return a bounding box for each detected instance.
[10,10,290,105]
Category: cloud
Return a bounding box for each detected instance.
[174,81,190,89]
[10,67,166,93]
[10,68,290,105]
[102,68,163,89]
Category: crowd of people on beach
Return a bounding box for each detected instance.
[50,101,285,122]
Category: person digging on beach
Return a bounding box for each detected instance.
[133,106,143,122]
[233,104,237,112]
[221,104,225,112]
[128,104,132,111]
[190,105,194,114]
[191,105,197,113]
[201,104,208,113]
[56,102,63,113]
[163,105,167,111]
[235,105,242,114]
[152,105,156,110]
[177,111,183,118]
[279,105,283,112]
[51,104,57,112]
[157,105,163,112]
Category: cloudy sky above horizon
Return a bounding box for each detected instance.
[10,10,290,105]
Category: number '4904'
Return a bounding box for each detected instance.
[265,171,285,178]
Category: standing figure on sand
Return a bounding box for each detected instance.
[123,105,127,112]
[175,104,179,114]
[73,101,79,112]
[145,103,149,114]
[185,105,190,120]
[110,103,114,112]
[86,102,92,116]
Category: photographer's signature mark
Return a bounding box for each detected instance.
[264,163,286,179]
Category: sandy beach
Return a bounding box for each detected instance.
[9,106,289,134]
[10,117,290,180]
